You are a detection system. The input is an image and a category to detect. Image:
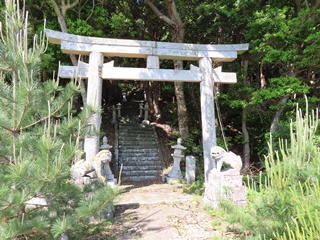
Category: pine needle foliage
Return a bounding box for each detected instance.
[0,1,117,239]
[222,104,320,239]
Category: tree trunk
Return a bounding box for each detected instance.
[143,81,154,118]
[145,0,189,136]
[144,82,162,121]
[260,63,266,89]
[242,107,250,169]
[152,82,161,120]
[174,79,189,137]
[270,94,290,135]
[242,59,250,169]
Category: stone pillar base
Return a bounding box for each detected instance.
[204,169,247,208]
[167,169,183,183]
[107,178,117,187]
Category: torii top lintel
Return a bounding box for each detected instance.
[45,29,248,62]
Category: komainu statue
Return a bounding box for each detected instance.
[210,146,242,174]
[205,146,247,208]
[71,150,112,184]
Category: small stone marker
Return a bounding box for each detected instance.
[167,138,186,183]
[186,156,196,184]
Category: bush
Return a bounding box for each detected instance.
[223,106,320,239]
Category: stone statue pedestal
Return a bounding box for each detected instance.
[167,154,184,182]
[167,138,186,183]
[204,169,247,209]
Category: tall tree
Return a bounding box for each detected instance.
[145,0,189,137]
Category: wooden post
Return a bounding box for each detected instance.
[199,57,216,182]
[84,51,104,161]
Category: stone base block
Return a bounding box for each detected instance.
[166,177,182,184]
[204,170,247,208]
[107,178,117,187]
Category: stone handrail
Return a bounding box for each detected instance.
[114,121,119,180]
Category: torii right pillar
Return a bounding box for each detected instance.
[199,57,216,183]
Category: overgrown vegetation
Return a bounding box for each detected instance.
[222,104,320,239]
[0,2,116,239]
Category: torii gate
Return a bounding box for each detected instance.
[45,29,248,182]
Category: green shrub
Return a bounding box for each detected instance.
[223,106,320,239]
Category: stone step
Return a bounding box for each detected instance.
[119,124,153,127]
[119,148,159,153]
[120,175,162,182]
[119,136,157,140]
[119,138,157,143]
[119,129,155,133]
[121,169,161,177]
[121,165,161,171]
[119,128,154,132]
[119,133,155,141]
[119,143,158,148]
[120,157,161,163]
[119,147,159,152]
[119,160,161,168]
[116,112,162,182]
[119,139,157,143]
[119,152,159,158]
[119,129,154,134]
[119,124,153,129]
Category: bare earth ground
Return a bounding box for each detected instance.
[102,181,240,240]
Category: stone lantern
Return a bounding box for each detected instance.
[167,138,186,182]
[142,102,150,125]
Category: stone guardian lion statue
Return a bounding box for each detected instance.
[70,150,112,183]
[210,146,242,174]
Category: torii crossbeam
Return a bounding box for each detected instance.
[45,29,249,182]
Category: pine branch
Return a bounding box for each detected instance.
[20,91,76,130]
[0,153,11,164]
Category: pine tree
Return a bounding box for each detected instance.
[0,1,116,239]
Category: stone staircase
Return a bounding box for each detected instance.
[116,91,163,182]
[118,123,163,182]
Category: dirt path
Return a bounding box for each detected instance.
[104,182,238,240]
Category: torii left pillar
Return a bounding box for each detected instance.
[199,57,216,182]
[84,52,104,161]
